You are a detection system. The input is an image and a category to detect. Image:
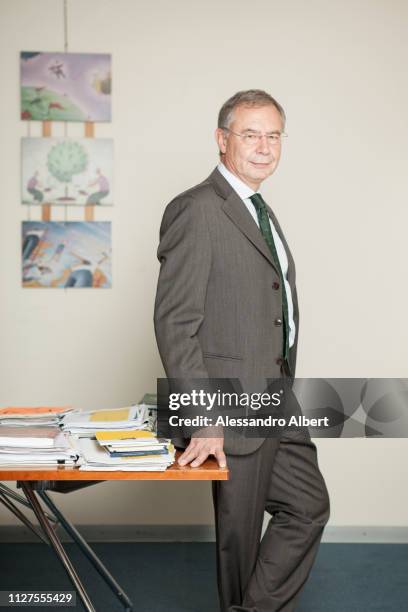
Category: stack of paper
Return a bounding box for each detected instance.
[77,432,175,472]
[61,405,156,438]
[0,426,79,466]
[0,406,76,427]
[96,430,169,457]
[0,398,167,470]
[61,398,174,471]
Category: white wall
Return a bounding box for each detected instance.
[1,0,407,528]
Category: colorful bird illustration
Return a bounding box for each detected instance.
[49,61,66,79]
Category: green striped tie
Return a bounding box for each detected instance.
[250,193,290,362]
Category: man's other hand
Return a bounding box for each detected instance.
[178,427,227,468]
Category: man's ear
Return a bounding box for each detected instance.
[215,128,227,155]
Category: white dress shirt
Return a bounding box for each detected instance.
[217,162,296,348]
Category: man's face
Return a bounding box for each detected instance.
[215,103,284,190]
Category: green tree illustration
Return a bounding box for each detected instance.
[47,141,88,200]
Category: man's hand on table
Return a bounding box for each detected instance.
[178,426,227,468]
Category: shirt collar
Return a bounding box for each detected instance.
[217,162,258,201]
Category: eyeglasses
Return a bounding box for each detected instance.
[222,127,287,146]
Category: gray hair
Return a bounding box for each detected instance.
[218,89,286,129]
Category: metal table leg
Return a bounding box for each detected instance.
[0,492,49,544]
[20,481,96,612]
[0,483,57,521]
[39,490,133,612]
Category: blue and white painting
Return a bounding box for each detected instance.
[22,222,111,288]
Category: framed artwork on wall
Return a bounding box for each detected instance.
[22,221,112,288]
[22,138,113,206]
[20,51,112,122]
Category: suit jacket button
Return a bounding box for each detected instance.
[276,357,283,365]
[274,318,283,326]
[272,281,280,290]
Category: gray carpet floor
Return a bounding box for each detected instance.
[0,543,407,611]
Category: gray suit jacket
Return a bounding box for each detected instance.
[154,167,299,455]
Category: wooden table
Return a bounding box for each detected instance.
[0,451,228,482]
[0,451,228,611]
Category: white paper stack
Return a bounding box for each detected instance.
[65,400,175,471]
[0,406,76,427]
[0,426,79,466]
[77,437,175,471]
[61,405,156,437]
[96,429,169,457]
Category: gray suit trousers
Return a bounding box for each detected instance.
[212,429,330,612]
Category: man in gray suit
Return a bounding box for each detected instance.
[154,90,330,611]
